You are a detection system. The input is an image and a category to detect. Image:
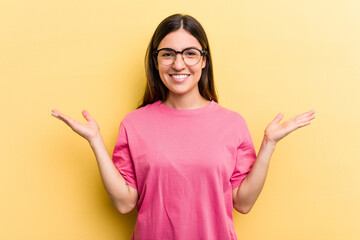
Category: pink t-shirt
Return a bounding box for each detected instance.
[112,100,256,240]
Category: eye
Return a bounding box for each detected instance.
[159,50,175,57]
[184,49,199,57]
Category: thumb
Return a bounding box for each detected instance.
[273,112,284,124]
[82,110,93,122]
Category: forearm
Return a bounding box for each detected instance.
[88,135,134,212]
[234,137,276,213]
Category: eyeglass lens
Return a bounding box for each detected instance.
[157,49,202,66]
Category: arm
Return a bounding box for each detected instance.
[51,109,138,214]
[232,110,315,214]
[89,134,138,214]
[232,138,275,214]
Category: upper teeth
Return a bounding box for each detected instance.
[172,75,188,79]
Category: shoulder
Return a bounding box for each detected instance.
[121,100,160,126]
[214,102,248,125]
[214,104,254,146]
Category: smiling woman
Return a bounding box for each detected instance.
[51,13,315,240]
[140,14,216,110]
[155,29,207,102]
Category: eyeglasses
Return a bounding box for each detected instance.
[153,47,206,66]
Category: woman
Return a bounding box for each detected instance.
[51,14,315,240]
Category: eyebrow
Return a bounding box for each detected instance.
[159,46,200,51]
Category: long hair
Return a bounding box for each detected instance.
[137,14,218,109]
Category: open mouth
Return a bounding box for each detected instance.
[169,74,190,82]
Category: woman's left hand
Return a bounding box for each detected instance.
[264,110,316,144]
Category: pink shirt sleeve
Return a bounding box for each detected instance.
[112,122,138,190]
[230,116,257,189]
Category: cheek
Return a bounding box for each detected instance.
[159,67,166,75]
[158,67,170,81]
[191,66,203,76]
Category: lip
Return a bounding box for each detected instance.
[169,74,190,83]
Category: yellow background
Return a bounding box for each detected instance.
[1,0,359,239]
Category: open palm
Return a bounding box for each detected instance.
[51,109,100,142]
[264,110,315,144]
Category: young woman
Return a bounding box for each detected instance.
[52,14,315,240]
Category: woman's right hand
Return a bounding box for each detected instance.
[51,109,101,142]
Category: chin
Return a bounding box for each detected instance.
[168,86,199,96]
[161,77,201,96]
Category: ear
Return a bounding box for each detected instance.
[201,55,207,69]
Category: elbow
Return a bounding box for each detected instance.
[234,204,253,214]
[116,206,130,215]
[112,188,138,215]
[239,207,251,214]
[114,201,136,215]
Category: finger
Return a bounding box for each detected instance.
[273,112,284,124]
[298,110,316,119]
[298,111,315,118]
[285,118,313,133]
[294,111,316,123]
[51,109,67,122]
[82,110,93,122]
[290,110,316,122]
[51,109,60,117]
[52,109,67,121]
[51,109,78,127]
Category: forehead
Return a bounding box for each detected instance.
[158,29,202,50]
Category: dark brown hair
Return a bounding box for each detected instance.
[137,14,218,109]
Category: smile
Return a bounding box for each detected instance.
[169,74,190,82]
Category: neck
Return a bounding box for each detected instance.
[162,92,210,110]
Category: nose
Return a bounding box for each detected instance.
[172,53,186,70]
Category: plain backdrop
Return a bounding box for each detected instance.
[1,0,359,239]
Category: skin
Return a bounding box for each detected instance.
[156,28,210,109]
[51,109,139,214]
[232,110,315,213]
[51,28,316,214]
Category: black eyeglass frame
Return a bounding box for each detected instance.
[153,47,206,66]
